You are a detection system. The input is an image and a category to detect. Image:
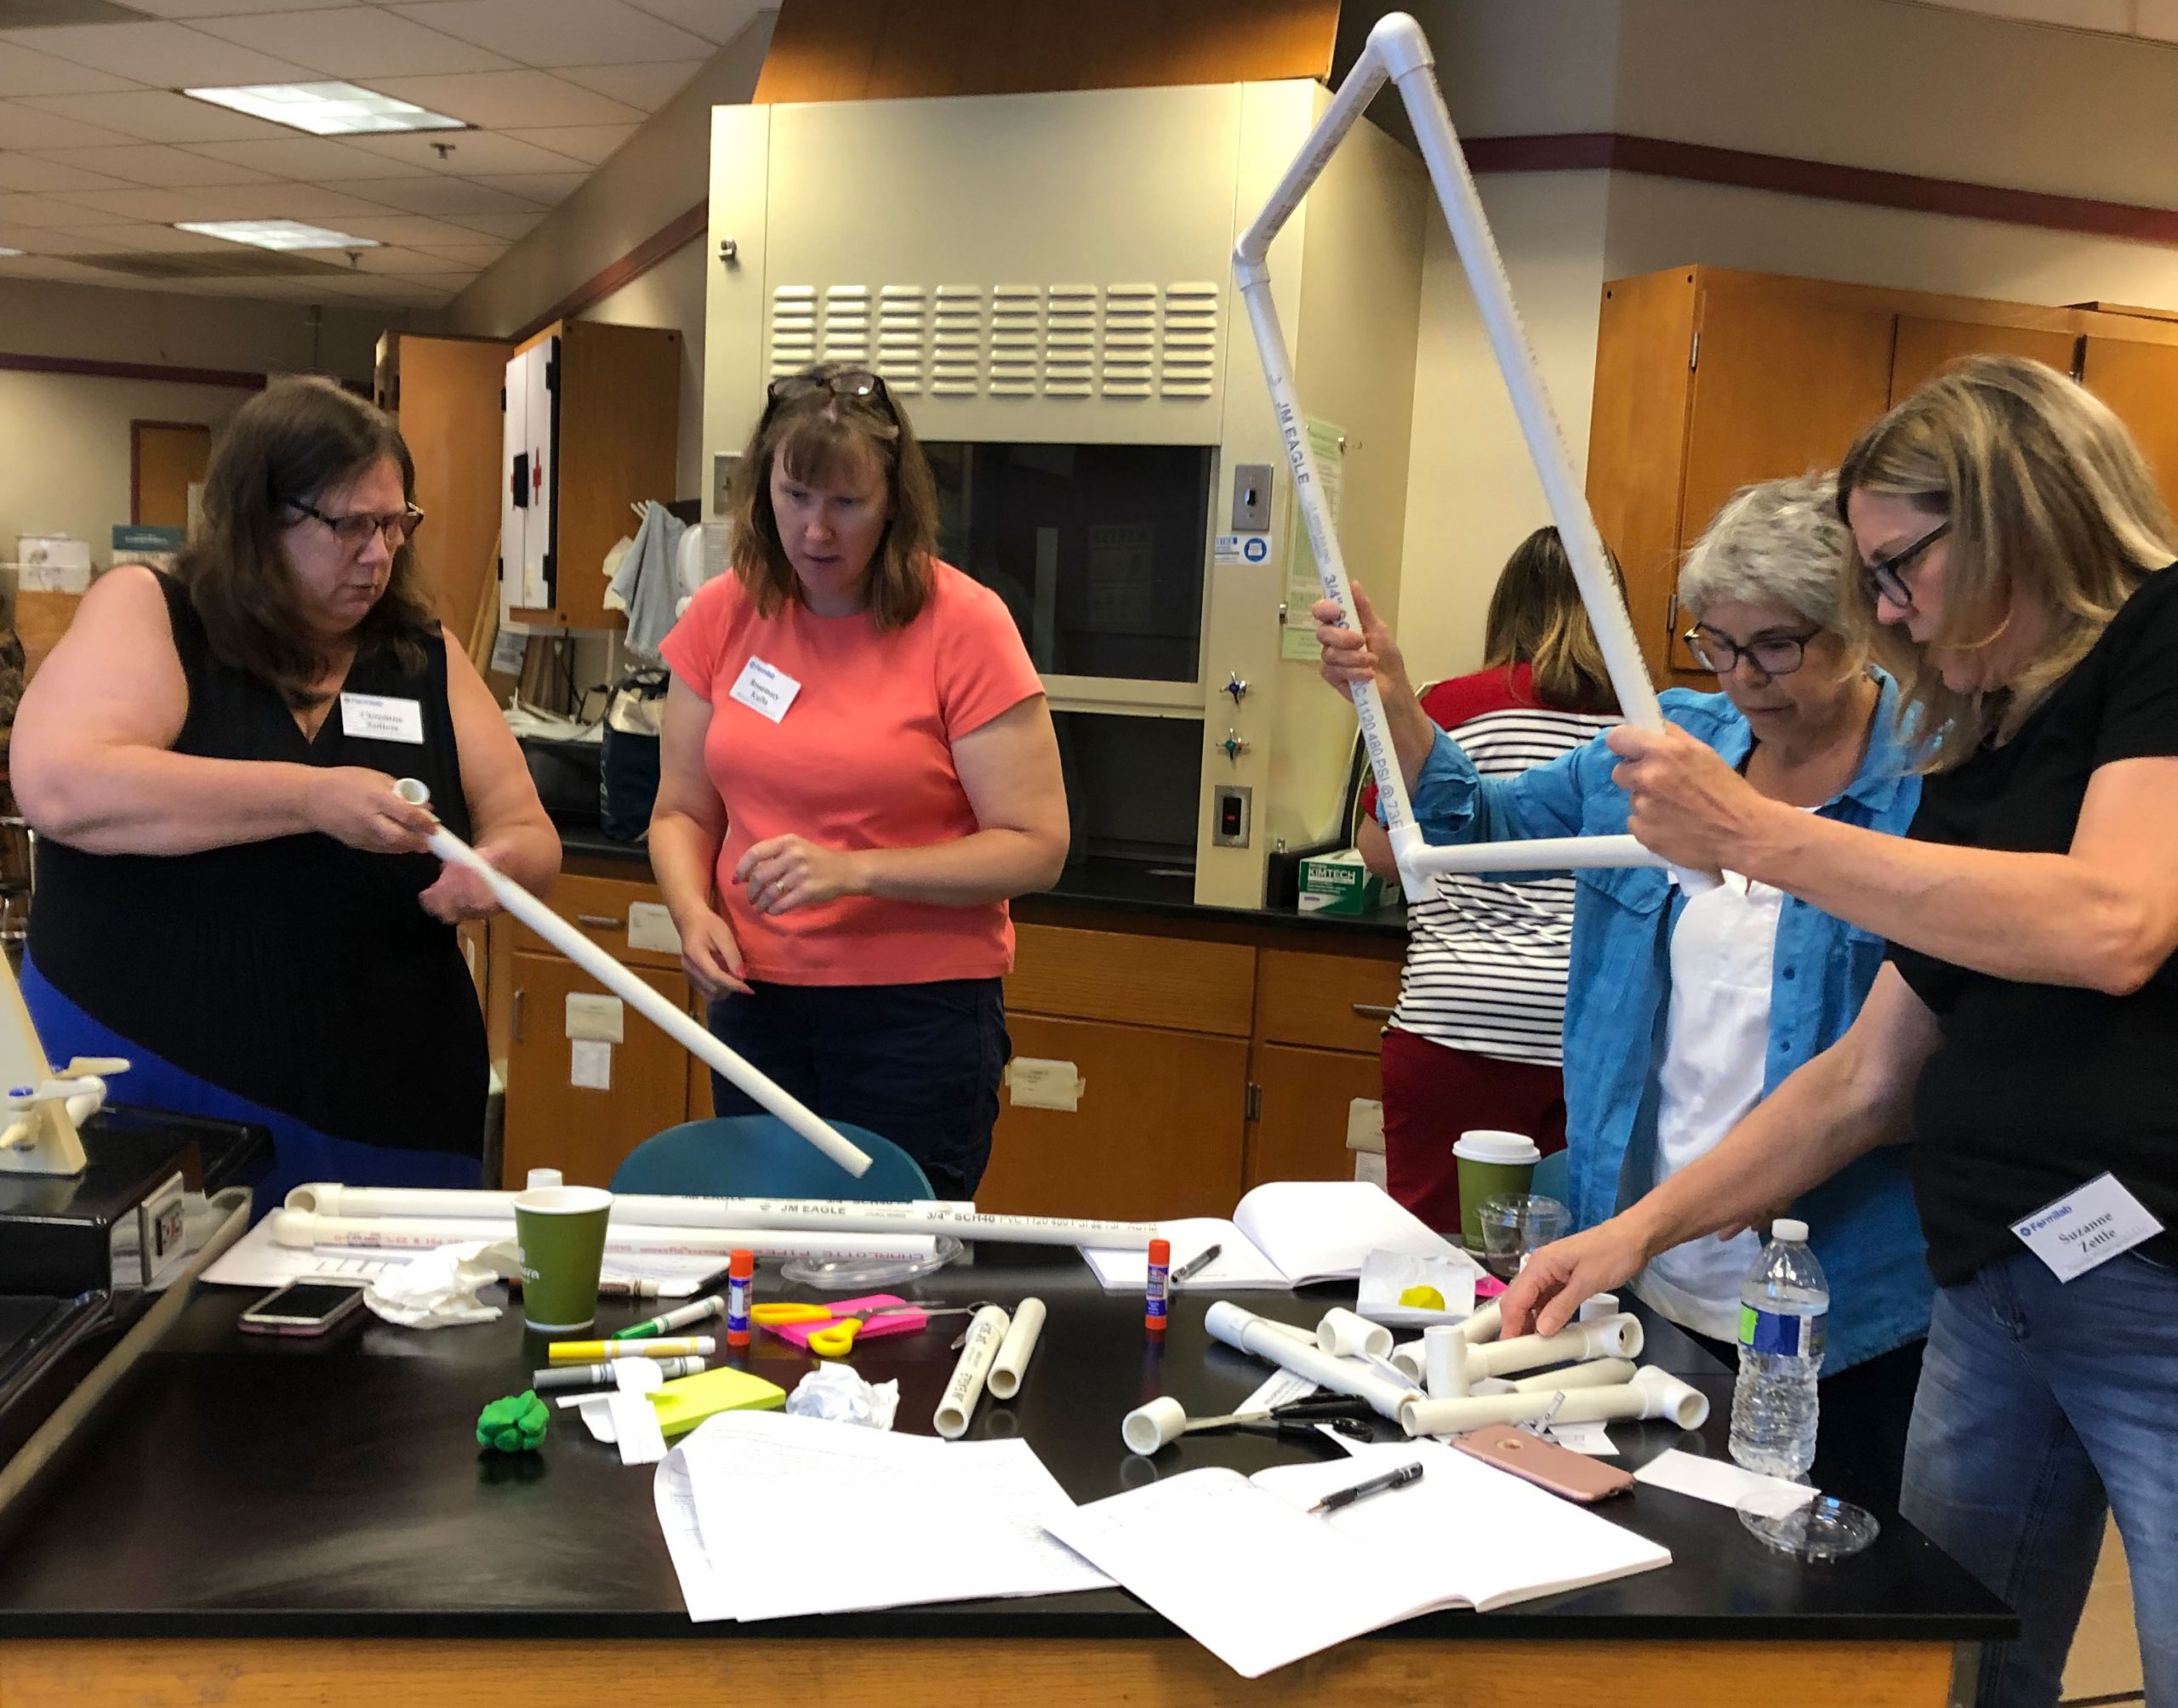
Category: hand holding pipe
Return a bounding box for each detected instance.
[1466,1313,1644,1380]
[1399,1364,1709,1438]
[391,780,870,1177]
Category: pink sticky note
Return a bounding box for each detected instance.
[765,1293,927,1350]
[1474,1275,1509,1300]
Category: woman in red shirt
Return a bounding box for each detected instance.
[1358,529,1619,1232]
[653,365,1068,1197]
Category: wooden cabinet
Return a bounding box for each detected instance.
[1588,267,2178,685]
[502,318,681,634]
[1250,1042,1383,1187]
[374,331,510,651]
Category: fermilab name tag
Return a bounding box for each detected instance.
[339,692,425,745]
[2010,1172,2164,1283]
[728,656,801,724]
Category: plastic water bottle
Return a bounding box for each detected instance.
[1729,1218,1827,1480]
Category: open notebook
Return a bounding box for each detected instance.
[1045,1438,1671,1677]
[1078,1180,1457,1290]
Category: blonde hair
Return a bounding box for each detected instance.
[1836,355,2177,770]
[728,362,940,632]
[1481,527,1619,714]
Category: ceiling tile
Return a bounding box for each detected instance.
[620,0,764,47]
[499,123,636,166]
[344,242,461,273]
[0,221,132,254]
[180,136,399,179]
[190,5,518,77]
[328,211,487,244]
[0,40,136,96]
[0,190,134,226]
[341,128,584,175]
[408,239,506,266]
[391,0,715,66]
[3,21,314,87]
[368,68,646,128]
[58,181,400,222]
[340,173,538,214]
[471,170,584,206]
[115,0,363,17]
[13,89,299,143]
[0,98,139,149]
[60,219,241,251]
[37,144,276,187]
[0,153,133,193]
[553,60,698,111]
[444,206,540,238]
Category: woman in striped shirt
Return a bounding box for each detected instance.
[1358,527,1618,1234]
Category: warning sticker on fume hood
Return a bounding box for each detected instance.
[1214,532,1270,566]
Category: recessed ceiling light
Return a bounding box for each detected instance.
[0,248,22,258]
[176,219,379,252]
[182,82,465,137]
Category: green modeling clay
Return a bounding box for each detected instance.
[476,1389,550,1453]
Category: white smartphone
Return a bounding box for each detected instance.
[238,1281,367,1338]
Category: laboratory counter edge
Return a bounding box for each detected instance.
[0,1244,2011,1708]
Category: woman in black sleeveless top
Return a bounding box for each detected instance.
[11,377,558,1206]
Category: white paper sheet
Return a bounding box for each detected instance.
[1632,1448,1816,1511]
[676,1411,1110,1621]
[654,1447,735,1622]
[1080,1181,1457,1292]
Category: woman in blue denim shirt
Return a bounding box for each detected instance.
[1317,476,1928,1493]
[1514,359,2178,1708]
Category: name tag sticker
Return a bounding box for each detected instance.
[727,656,801,724]
[339,692,425,745]
[2011,1172,2164,1283]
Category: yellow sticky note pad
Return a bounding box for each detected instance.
[649,1367,787,1438]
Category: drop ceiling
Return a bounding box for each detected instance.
[0,0,760,308]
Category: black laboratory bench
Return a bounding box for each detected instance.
[0,1246,2010,1707]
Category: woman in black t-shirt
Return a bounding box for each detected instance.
[1501,356,2178,1708]
[12,378,559,1207]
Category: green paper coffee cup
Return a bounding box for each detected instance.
[513,1184,613,1333]
[1452,1130,1541,1251]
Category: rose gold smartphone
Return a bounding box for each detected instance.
[1453,1424,1637,1501]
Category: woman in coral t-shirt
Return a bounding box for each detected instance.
[654,364,1067,1197]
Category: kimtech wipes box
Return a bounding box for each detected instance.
[1297,848,1384,915]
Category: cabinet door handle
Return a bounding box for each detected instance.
[511,988,525,1045]
[1351,1003,1395,1019]
[576,914,625,930]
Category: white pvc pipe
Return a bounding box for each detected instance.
[986,1297,1046,1400]
[1121,1396,1189,1456]
[1423,1324,1470,1399]
[1462,1301,1503,1344]
[1508,1357,1637,1393]
[1399,1365,1710,1438]
[1317,1307,1392,1361]
[1205,1301,1418,1424]
[934,1304,1011,1439]
[1579,1293,1623,1323]
[1468,1313,1644,1379]
[394,779,872,1176]
[1405,836,1667,876]
[1388,1338,1425,1383]
[269,1208,933,1263]
[283,1182,1152,1250]
[1232,13,1713,897]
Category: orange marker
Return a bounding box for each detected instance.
[726,1249,754,1348]
[1146,1238,1171,1335]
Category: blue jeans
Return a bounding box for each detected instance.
[705,978,1009,1201]
[1901,1250,2178,1708]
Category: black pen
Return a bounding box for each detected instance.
[1171,1243,1223,1284]
[1307,1460,1425,1515]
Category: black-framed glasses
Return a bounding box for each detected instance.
[1684,625,1822,677]
[761,367,895,425]
[286,497,425,553]
[1862,519,1950,609]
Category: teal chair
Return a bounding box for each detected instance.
[609,1114,932,1201]
[1531,1147,1571,1207]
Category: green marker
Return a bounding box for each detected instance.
[613,1294,726,1341]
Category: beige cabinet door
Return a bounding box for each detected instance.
[978,1013,1247,1221]
[1248,1041,1381,1189]
[503,952,692,1188]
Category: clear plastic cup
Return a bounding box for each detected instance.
[1474,1193,1572,1281]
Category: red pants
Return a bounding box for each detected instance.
[1378,1025,1568,1238]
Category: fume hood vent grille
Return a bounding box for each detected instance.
[768,280,1222,401]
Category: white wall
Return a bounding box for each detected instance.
[0,370,244,565]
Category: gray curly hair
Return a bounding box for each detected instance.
[1677,472,1853,634]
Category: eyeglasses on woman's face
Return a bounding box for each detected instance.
[286,496,425,555]
[1861,519,1950,610]
[1683,624,1823,677]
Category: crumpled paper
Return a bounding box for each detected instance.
[784,1363,899,1431]
[363,1239,513,1329]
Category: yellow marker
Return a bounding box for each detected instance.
[1399,1284,1446,1311]
[546,1335,717,1364]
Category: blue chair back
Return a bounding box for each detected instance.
[609,1114,932,1202]
[1531,1147,1570,1207]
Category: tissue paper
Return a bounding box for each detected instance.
[362,1240,510,1328]
[785,1364,900,1431]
